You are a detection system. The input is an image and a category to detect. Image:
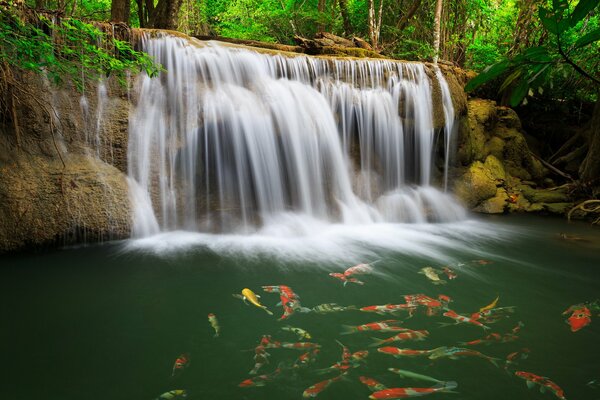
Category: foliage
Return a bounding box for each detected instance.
[465,0,600,106]
[0,4,161,91]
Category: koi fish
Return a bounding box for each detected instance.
[344,263,375,276]
[441,309,490,330]
[442,266,457,280]
[369,381,458,399]
[340,319,404,334]
[377,347,434,358]
[472,259,493,265]
[587,379,599,389]
[280,341,321,350]
[316,347,368,374]
[479,295,500,312]
[461,322,523,346]
[294,348,320,368]
[504,348,530,372]
[369,330,429,347]
[208,313,220,337]
[171,353,190,377]
[419,267,446,285]
[388,368,443,385]
[563,305,591,332]
[154,390,187,400]
[258,334,282,349]
[470,306,516,324]
[515,371,567,400]
[402,294,450,316]
[428,346,499,367]
[265,285,310,320]
[329,272,365,286]
[360,376,388,392]
[233,288,273,315]
[312,303,356,314]
[281,325,311,340]
[249,345,270,375]
[302,374,345,398]
[239,365,284,388]
[360,304,417,316]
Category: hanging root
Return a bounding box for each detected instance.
[568,200,600,225]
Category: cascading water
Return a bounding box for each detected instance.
[127,34,466,242]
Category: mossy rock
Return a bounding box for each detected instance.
[543,202,573,215]
[526,203,545,212]
[518,185,570,203]
[483,155,506,181]
[485,136,505,161]
[496,106,522,130]
[473,188,508,214]
[453,161,498,208]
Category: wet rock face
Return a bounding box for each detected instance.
[0,71,132,253]
[453,98,574,215]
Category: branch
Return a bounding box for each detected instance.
[396,0,421,31]
[529,151,574,181]
[557,34,600,86]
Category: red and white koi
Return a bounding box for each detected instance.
[369,330,429,347]
[294,348,320,368]
[360,376,388,392]
[461,322,523,346]
[504,348,530,371]
[344,263,375,276]
[360,304,417,316]
[302,373,345,398]
[515,371,567,400]
[171,353,191,377]
[563,304,592,332]
[441,309,490,330]
[329,272,365,286]
[249,345,270,375]
[340,319,404,335]
[316,342,368,374]
[369,381,458,399]
[470,306,516,324]
[402,294,450,316]
[280,341,321,350]
[377,347,434,358]
[239,365,283,388]
[428,346,499,367]
[442,266,457,280]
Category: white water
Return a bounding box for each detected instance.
[127,34,472,256]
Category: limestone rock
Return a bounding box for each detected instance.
[453,161,499,209]
[518,185,570,203]
[457,99,497,165]
[473,188,508,214]
[483,155,506,181]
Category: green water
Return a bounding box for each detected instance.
[1,215,599,400]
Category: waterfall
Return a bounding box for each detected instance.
[128,35,465,238]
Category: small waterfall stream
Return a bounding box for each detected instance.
[128,35,465,238]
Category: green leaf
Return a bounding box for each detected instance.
[539,8,560,35]
[509,79,529,107]
[499,69,522,93]
[569,0,599,27]
[464,60,511,92]
[574,28,600,49]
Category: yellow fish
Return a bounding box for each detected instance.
[479,295,499,312]
[234,288,273,315]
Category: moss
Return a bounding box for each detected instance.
[473,188,508,214]
[483,155,506,181]
[543,202,573,214]
[453,161,498,208]
[518,185,570,203]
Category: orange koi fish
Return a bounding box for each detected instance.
[369,381,457,399]
[239,365,283,388]
[402,294,451,316]
[294,348,320,368]
[504,348,530,371]
[441,309,490,330]
[341,319,404,334]
[360,376,388,392]
[470,306,516,324]
[171,353,191,377]
[563,305,592,332]
[442,267,457,280]
[515,371,567,400]
[361,304,417,316]
[329,272,364,286]
[369,330,429,347]
[461,322,523,346]
[377,347,434,358]
[428,346,499,367]
[281,342,321,350]
[302,374,345,398]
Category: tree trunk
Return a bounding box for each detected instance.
[579,97,600,188]
[338,0,353,35]
[111,0,131,23]
[150,0,183,30]
[397,0,421,31]
[367,0,382,49]
[318,0,326,32]
[432,0,442,63]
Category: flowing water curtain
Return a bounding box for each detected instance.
[127,34,464,236]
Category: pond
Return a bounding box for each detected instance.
[1,215,599,400]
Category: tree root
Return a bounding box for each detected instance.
[568,200,600,225]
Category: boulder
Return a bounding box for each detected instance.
[473,188,509,214]
[453,161,499,209]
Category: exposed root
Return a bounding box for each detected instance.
[568,200,600,225]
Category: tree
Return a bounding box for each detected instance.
[465,0,600,188]
[432,0,442,63]
[111,0,130,23]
